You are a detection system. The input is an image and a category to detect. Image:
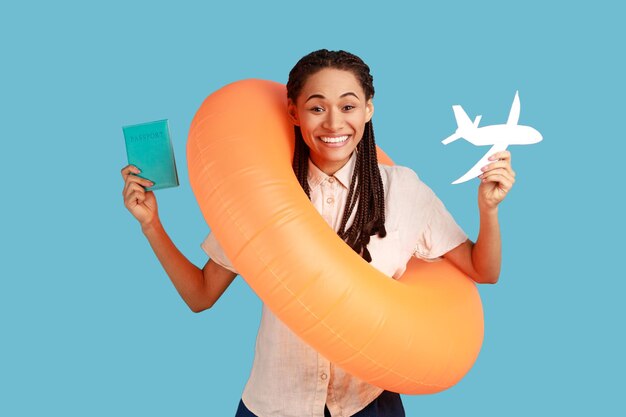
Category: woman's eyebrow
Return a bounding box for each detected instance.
[305,92,360,103]
[305,94,325,103]
[340,92,360,100]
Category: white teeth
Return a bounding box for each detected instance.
[320,135,348,143]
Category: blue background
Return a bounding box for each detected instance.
[1,0,624,415]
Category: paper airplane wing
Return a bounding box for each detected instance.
[506,91,520,125]
[452,142,509,184]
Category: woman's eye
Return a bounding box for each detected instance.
[343,105,355,111]
[310,106,324,113]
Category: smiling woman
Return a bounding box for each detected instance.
[188,77,483,417]
[288,68,374,176]
[287,53,388,265]
[122,49,515,417]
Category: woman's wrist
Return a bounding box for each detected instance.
[141,217,163,237]
[478,202,499,218]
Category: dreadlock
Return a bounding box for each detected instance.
[287,49,387,263]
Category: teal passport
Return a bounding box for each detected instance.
[123,119,179,191]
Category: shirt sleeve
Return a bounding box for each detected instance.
[200,232,239,274]
[406,171,468,261]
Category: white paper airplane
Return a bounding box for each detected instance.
[442,91,543,184]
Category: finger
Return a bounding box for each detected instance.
[480,167,515,182]
[123,182,147,200]
[123,174,154,194]
[481,160,516,177]
[125,188,147,207]
[480,171,515,190]
[488,150,512,162]
[481,172,514,191]
[121,165,140,180]
[483,177,513,194]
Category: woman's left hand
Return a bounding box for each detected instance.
[477,150,515,211]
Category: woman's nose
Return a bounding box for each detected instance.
[322,109,343,131]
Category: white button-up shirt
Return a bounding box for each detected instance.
[201,152,467,417]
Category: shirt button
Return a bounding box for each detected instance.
[328,177,335,183]
[320,373,327,380]
[326,197,334,204]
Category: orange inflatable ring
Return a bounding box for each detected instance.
[187,79,484,394]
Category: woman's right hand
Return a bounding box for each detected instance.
[121,165,158,228]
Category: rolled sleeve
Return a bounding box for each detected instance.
[412,181,467,261]
[200,232,239,274]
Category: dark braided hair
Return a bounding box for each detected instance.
[287,49,387,263]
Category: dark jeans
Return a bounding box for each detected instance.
[235,390,405,416]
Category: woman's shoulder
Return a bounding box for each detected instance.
[377,163,425,188]
[377,163,439,208]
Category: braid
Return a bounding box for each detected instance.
[288,50,386,263]
[292,126,311,198]
[337,121,387,262]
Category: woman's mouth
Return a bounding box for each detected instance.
[319,135,349,144]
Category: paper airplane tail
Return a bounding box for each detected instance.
[443,105,473,145]
[442,133,460,145]
[452,105,473,130]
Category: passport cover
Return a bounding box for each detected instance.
[123,119,179,191]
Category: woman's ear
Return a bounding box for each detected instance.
[366,99,374,123]
[287,100,300,126]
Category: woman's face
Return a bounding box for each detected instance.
[288,68,374,176]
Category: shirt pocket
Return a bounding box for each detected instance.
[366,230,403,279]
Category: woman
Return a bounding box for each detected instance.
[121,49,515,417]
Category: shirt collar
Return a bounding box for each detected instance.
[307,151,357,191]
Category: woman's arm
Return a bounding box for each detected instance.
[122,165,237,312]
[141,220,237,312]
[443,151,515,284]
[443,209,500,284]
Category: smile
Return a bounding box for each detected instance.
[319,135,349,144]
